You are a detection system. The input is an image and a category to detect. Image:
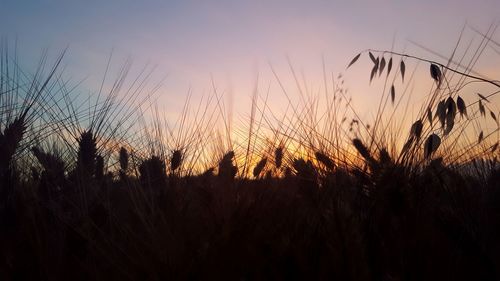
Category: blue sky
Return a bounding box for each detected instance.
[1,0,499,120]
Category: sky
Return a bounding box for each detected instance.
[0,0,499,126]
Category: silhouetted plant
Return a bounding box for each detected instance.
[253,157,267,178]
[275,146,283,169]
[218,151,237,181]
[139,155,166,188]
[119,146,129,180]
[75,130,97,178]
[32,146,66,199]
[170,149,182,173]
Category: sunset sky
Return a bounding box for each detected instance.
[1,0,499,125]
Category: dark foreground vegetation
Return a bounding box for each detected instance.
[2,153,500,280]
[1,31,500,280]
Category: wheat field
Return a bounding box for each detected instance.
[0,30,499,280]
